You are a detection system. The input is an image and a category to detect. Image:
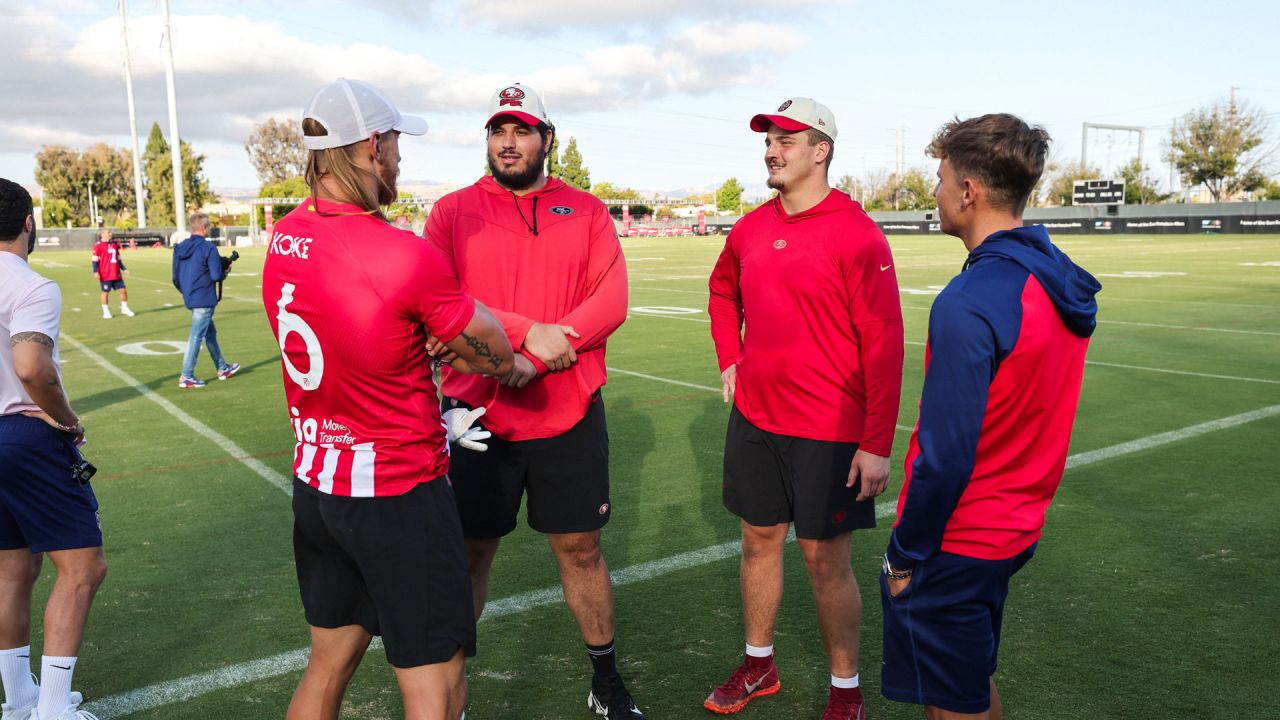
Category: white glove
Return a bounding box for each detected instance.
[443,407,491,452]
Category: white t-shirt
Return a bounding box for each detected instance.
[0,252,63,416]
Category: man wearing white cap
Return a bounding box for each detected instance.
[263,78,514,720]
[704,98,905,720]
[423,83,640,719]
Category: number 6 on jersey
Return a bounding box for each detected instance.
[276,282,324,390]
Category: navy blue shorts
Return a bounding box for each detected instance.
[0,415,103,553]
[100,279,126,292]
[880,544,1036,714]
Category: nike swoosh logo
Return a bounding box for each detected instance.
[745,675,768,693]
[880,264,892,271]
[52,664,71,670]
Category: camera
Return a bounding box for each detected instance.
[219,250,241,274]
[71,458,97,485]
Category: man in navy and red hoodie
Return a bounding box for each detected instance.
[706,98,904,720]
[881,114,1101,720]
[423,83,642,720]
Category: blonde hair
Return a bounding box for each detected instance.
[303,118,388,220]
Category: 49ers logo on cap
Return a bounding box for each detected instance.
[777,99,793,112]
[499,86,526,106]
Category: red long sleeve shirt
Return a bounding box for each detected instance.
[425,176,628,441]
[708,190,904,455]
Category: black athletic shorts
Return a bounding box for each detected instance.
[292,477,476,668]
[446,392,610,538]
[722,406,876,540]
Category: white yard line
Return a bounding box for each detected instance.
[1100,319,1280,337]
[83,400,1280,718]
[1085,361,1279,385]
[61,333,291,494]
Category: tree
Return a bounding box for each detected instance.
[591,181,652,218]
[1118,159,1168,204]
[1167,98,1273,202]
[34,143,134,227]
[546,133,562,179]
[560,137,590,191]
[835,174,859,201]
[143,122,213,227]
[256,175,309,226]
[858,168,936,211]
[716,178,744,212]
[245,117,306,186]
[1044,162,1102,206]
[1260,177,1280,201]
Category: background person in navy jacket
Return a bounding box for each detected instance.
[880,114,1101,720]
[171,212,239,389]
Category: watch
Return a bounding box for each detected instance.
[882,553,913,580]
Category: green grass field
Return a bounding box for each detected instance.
[17,231,1279,720]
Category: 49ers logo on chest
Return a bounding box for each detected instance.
[499,86,526,107]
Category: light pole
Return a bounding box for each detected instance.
[161,0,186,237]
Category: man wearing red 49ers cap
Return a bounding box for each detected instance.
[705,97,905,720]
[423,83,641,719]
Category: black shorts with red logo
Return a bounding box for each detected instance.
[722,406,875,540]
[446,392,611,538]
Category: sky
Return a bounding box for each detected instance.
[2,0,1278,200]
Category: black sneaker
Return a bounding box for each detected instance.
[588,673,645,719]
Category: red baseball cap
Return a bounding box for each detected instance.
[750,97,838,141]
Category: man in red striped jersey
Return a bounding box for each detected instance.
[706,98,905,720]
[262,78,513,720]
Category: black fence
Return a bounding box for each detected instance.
[874,215,1280,235]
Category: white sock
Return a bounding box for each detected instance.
[36,656,77,720]
[101,305,111,315]
[0,646,38,709]
[831,673,860,689]
[745,643,773,658]
[120,302,131,311]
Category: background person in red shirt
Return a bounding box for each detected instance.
[91,227,133,319]
[880,115,1099,720]
[263,78,513,720]
[423,83,640,719]
[706,98,904,720]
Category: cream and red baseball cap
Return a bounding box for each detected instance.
[485,82,550,128]
[750,97,838,141]
[302,78,427,150]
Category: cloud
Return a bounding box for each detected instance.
[0,8,799,163]
[453,0,826,31]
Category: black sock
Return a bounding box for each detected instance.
[587,639,618,680]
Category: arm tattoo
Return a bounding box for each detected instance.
[10,331,54,349]
[458,331,505,370]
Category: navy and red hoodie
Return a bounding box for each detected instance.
[887,225,1101,567]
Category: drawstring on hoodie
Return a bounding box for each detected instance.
[512,192,539,236]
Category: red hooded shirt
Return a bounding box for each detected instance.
[709,189,904,455]
[425,176,628,441]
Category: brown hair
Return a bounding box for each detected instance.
[303,118,387,220]
[805,128,834,169]
[926,114,1050,211]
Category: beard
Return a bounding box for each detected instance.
[488,147,547,191]
[375,160,398,206]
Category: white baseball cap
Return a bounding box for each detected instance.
[485,82,550,128]
[750,97,838,142]
[302,78,428,151]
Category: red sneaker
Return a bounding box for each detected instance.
[821,685,866,720]
[703,655,780,714]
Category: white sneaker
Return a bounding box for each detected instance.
[100,310,111,319]
[1,693,82,720]
[120,307,135,317]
